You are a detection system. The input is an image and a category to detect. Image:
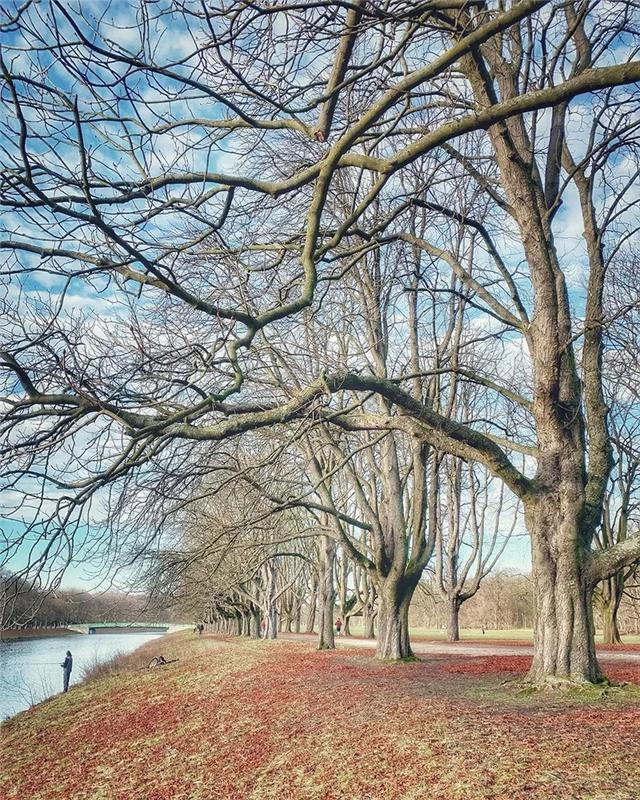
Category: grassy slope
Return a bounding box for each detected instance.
[2,633,640,800]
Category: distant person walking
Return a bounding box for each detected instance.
[335,618,342,637]
[60,650,73,693]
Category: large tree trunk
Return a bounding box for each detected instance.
[447,597,460,643]
[376,580,415,660]
[317,534,336,650]
[305,576,317,633]
[250,606,261,639]
[267,611,278,639]
[598,574,624,645]
[362,606,375,639]
[338,553,349,636]
[305,596,316,634]
[526,495,602,686]
[602,605,622,646]
[263,560,278,640]
[453,37,615,686]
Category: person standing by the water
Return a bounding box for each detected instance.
[60,651,72,692]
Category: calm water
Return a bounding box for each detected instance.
[0,632,163,719]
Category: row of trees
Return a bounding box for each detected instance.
[183,541,640,643]
[147,433,638,649]
[417,570,640,635]
[201,566,640,640]
[2,0,640,685]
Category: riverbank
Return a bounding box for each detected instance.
[0,627,81,642]
[0,630,166,720]
[2,632,640,800]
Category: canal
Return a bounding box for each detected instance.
[0,631,164,719]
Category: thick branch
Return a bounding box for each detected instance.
[587,535,640,585]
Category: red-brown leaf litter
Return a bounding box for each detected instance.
[2,634,639,800]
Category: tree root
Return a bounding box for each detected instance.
[509,674,624,696]
[377,653,422,663]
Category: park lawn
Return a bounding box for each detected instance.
[406,627,640,646]
[346,623,539,641]
[345,624,640,647]
[409,627,537,641]
[2,634,640,800]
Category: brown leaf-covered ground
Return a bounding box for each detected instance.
[2,634,639,800]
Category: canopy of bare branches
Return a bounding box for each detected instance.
[2,0,640,680]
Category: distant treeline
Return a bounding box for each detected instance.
[412,571,640,635]
[0,572,183,629]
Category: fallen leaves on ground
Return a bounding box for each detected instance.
[1,635,639,800]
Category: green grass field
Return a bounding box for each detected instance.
[345,624,640,645]
[410,627,536,641]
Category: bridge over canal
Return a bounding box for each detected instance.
[68,623,190,635]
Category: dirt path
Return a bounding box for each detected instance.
[281,632,640,663]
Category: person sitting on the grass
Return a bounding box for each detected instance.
[60,650,73,693]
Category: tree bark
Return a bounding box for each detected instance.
[250,606,261,639]
[266,604,278,639]
[362,605,375,639]
[305,574,317,633]
[598,574,624,645]
[376,580,415,660]
[263,560,278,640]
[338,552,349,637]
[305,595,316,633]
[317,534,336,650]
[447,597,461,642]
[526,496,602,685]
[602,605,622,646]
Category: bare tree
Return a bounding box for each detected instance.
[145,470,314,640]
[592,259,640,642]
[3,1,640,685]
[435,457,518,641]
